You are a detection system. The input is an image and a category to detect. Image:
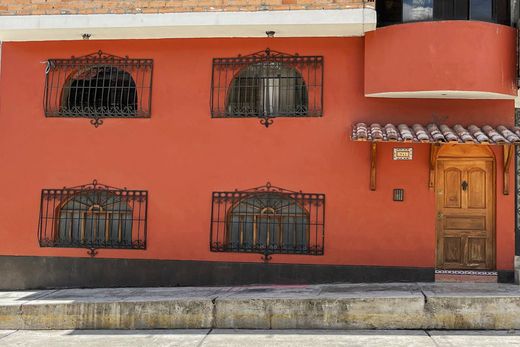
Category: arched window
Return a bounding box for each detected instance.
[44,51,153,127]
[227,62,308,118]
[210,183,325,257]
[211,49,323,127]
[38,181,148,255]
[62,66,137,117]
[56,191,133,247]
[227,193,309,252]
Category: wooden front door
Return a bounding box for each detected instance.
[436,158,495,270]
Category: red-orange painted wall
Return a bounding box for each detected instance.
[0,34,515,270]
[365,21,517,96]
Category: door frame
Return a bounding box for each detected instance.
[435,144,496,270]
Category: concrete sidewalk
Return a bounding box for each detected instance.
[1,330,520,347]
[1,283,520,330]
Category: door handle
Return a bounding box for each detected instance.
[461,181,468,191]
[437,212,443,220]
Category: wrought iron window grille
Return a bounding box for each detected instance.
[38,180,148,257]
[44,51,153,127]
[211,48,324,128]
[210,182,325,262]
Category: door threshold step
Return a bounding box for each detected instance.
[435,269,497,283]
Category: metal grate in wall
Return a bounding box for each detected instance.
[44,51,153,127]
[211,48,323,127]
[38,180,148,257]
[210,182,325,260]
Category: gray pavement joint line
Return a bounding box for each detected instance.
[424,330,442,347]
[417,283,428,304]
[0,330,19,341]
[268,300,273,330]
[207,286,234,328]
[211,297,217,329]
[197,328,213,347]
[209,287,232,328]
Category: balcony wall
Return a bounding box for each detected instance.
[365,21,517,99]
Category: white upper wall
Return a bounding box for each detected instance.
[0,9,376,41]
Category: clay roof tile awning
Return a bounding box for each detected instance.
[351,123,520,145]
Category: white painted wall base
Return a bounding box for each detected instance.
[0,9,376,42]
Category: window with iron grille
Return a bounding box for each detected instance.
[211,49,323,127]
[210,183,325,260]
[44,51,153,127]
[38,180,148,257]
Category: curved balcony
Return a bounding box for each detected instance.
[364,21,517,99]
[376,0,511,27]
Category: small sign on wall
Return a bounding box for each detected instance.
[393,148,413,160]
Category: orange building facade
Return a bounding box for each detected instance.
[0,0,518,288]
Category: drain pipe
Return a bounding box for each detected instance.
[515,0,520,284]
[516,109,520,284]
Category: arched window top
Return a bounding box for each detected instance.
[38,180,148,256]
[211,49,323,127]
[69,65,131,80]
[59,190,133,213]
[210,183,325,258]
[230,61,302,82]
[230,192,308,217]
[44,51,153,127]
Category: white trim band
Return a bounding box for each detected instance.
[366,90,516,100]
[0,9,376,41]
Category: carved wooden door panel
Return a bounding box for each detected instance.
[436,159,494,270]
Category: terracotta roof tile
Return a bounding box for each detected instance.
[351,123,520,145]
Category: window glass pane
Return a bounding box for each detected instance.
[495,0,510,25]
[403,0,433,22]
[227,62,307,117]
[377,0,402,27]
[434,0,469,20]
[227,193,309,252]
[470,0,493,21]
[454,0,470,19]
[57,192,133,246]
[63,66,137,116]
[434,0,454,19]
